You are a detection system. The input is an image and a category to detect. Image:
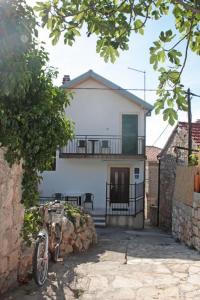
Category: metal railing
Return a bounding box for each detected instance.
[60,135,145,156]
[106,182,144,216]
[39,196,81,206]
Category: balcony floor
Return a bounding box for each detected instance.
[59,153,146,160]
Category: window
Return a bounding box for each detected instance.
[134,168,140,179]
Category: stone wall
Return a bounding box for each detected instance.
[18,204,97,284]
[172,166,200,250]
[172,193,200,251]
[173,166,196,206]
[159,155,176,231]
[0,149,24,294]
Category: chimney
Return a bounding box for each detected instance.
[62,75,70,85]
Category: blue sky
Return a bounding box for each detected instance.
[28,0,200,148]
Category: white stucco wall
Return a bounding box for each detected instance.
[66,78,146,136]
[40,76,146,210]
[40,155,144,210]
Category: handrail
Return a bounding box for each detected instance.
[106,182,144,216]
[60,135,145,156]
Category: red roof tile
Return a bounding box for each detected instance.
[146,146,162,161]
[179,121,200,145]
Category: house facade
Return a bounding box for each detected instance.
[39,70,153,228]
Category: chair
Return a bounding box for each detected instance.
[83,193,94,211]
[101,140,110,154]
[77,139,86,153]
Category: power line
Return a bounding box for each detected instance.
[152,124,170,146]
[190,92,200,98]
[64,87,200,96]
[65,87,172,92]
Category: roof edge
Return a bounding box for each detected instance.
[62,70,153,111]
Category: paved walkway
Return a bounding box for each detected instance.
[3,227,200,300]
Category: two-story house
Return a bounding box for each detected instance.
[39,70,153,228]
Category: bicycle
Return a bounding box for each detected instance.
[32,200,64,286]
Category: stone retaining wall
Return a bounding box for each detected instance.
[18,204,97,284]
[159,155,176,231]
[172,193,200,251]
[0,149,24,294]
[0,149,97,296]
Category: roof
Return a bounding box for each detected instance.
[146,146,162,161]
[62,70,153,111]
[158,120,200,158]
[179,121,200,145]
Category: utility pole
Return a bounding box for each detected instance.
[187,88,192,162]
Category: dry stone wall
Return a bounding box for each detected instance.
[0,149,24,294]
[18,203,97,284]
[172,193,200,251]
[0,149,97,295]
[159,155,177,231]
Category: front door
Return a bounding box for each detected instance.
[110,167,130,203]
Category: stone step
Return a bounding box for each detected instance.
[94,221,106,227]
[92,215,106,227]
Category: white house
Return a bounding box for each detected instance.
[39,70,153,228]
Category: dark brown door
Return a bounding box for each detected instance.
[110,167,130,203]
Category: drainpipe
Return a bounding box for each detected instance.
[157,156,161,227]
[143,111,148,229]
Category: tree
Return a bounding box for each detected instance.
[35,0,200,124]
[0,0,74,207]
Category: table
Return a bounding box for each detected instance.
[63,192,83,206]
[88,139,99,154]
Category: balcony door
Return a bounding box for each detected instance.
[110,167,130,203]
[122,114,138,155]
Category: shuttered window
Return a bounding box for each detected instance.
[122,114,138,154]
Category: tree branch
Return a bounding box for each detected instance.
[176,14,195,83]
[172,0,200,14]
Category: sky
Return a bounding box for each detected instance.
[28,0,200,148]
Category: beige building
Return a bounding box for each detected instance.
[145,146,161,224]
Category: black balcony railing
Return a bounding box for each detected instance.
[106,182,144,216]
[60,135,145,156]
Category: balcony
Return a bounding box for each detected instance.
[59,135,145,158]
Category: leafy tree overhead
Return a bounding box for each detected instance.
[0,0,74,207]
[35,0,200,125]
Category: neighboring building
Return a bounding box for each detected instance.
[39,70,153,228]
[145,146,161,223]
[158,121,200,231]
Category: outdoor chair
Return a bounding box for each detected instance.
[83,193,94,211]
[101,140,111,154]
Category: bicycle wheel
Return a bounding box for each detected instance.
[33,231,48,286]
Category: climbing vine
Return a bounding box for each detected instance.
[0,0,74,208]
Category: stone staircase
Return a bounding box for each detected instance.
[91,213,106,227]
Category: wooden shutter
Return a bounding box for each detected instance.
[122,114,138,154]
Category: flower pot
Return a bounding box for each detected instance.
[194,174,200,193]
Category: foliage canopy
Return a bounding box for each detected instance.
[35,0,200,124]
[0,0,74,207]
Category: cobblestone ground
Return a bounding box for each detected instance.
[2,227,200,300]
